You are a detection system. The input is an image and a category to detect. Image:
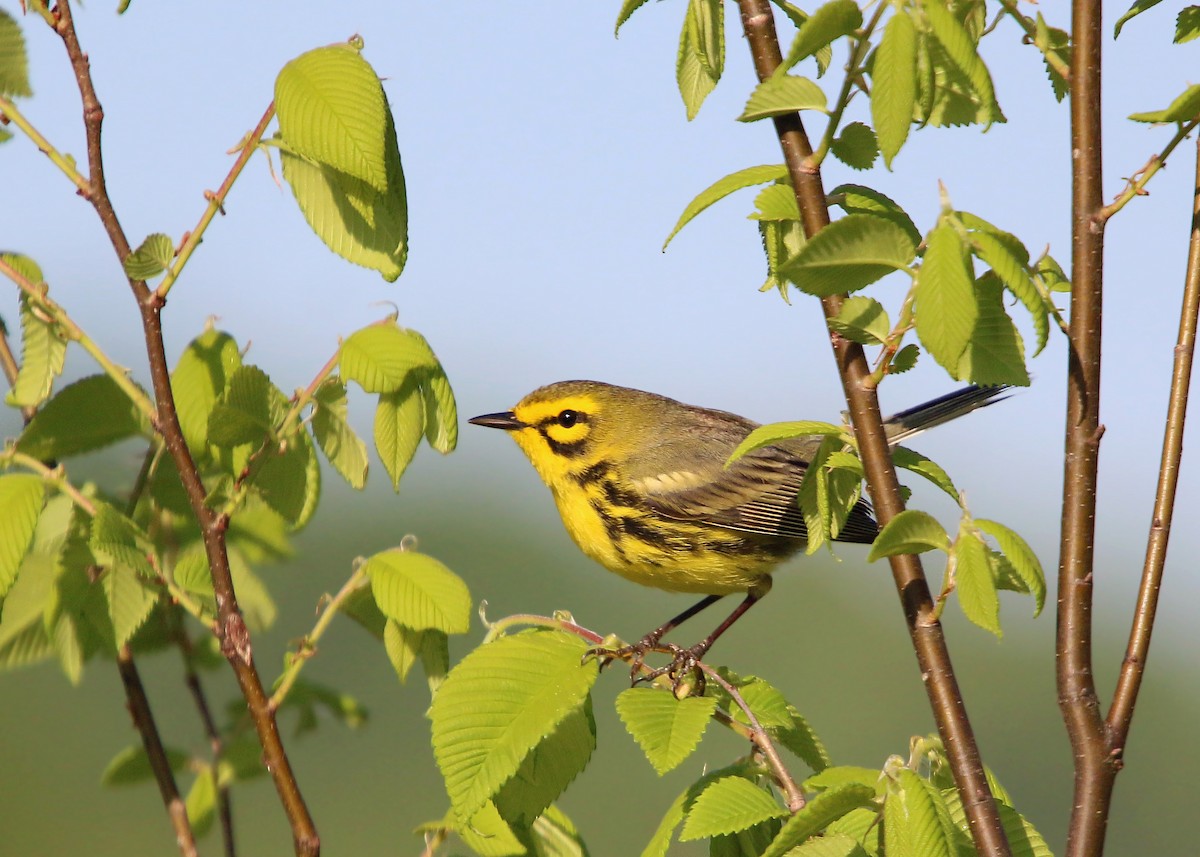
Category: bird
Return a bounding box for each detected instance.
[470,381,1006,685]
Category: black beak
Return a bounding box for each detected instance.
[469,411,526,431]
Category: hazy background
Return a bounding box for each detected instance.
[1,1,1197,854]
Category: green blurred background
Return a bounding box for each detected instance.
[2,0,1198,854]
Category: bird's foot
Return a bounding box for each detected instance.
[585,634,709,697]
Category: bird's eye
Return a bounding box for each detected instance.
[557,410,579,428]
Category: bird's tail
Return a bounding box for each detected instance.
[881,385,1011,445]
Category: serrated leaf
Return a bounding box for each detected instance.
[0,475,45,599]
[727,420,843,464]
[186,767,217,838]
[7,286,67,409]
[0,8,32,98]
[616,688,717,775]
[1114,0,1163,36]
[616,0,654,35]
[1033,14,1069,101]
[728,676,795,730]
[956,274,1029,386]
[891,343,920,374]
[528,804,590,857]
[374,381,424,490]
[677,0,723,120]
[762,783,878,857]
[123,233,174,280]
[785,833,871,857]
[383,619,422,683]
[759,219,807,298]
[445,802,525,857]
[977,518,1045,616]
[968,225,1049,356]
[891,446,958,502]
[366,549,470,634]
[256,424,320,529]
[430,630,598,822]
[665,164,789,249]
[16,374,148,460]
[781,214,917,296]
[772,705,831,773]
[954,523,1001,637]
[828,185,922,248]
[872,12,917,167]
[804,766,883,794]
[828,296,890,345]
[101,745,189,786]
[421,629,449,696]
[739,75,828,122]
[340,323,439,394]
[421,365,459,454]
[311,379,369,488]
[941,789,1054,857]
[170,327,242,457]
[750,182,801,222]
[867,510,949,561]
[680,776,787,841]
[1129,83,1200,123]
[883,769,953,857]
[100,562,159,651]
[780,0,861,70]
[276,43,389,192]
[831,122,878,171]
[494,698,596,824]
[915,224,977,376]
[207,365,273,448]
[923,1,1002,127]
[1175,6,1200,42]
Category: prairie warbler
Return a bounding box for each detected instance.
[471,382,1005,678]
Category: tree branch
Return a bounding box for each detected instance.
[734,2,1011,854]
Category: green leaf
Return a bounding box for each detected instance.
[100,560,159,651]
[101,745,189,786]
[780,214,917,296]
[374,380,424,490]
[867,510,950,561]
[762,783,878,857]
[891,446,958,502]
[186,767,218,838]
[759,219,807,298]
[255,421,321,529]
[772,705,832,773]
[725,675,795,730]
[366,548,471,634]
[430,630,598,822]
[665,164,789,249]
[1129,83,1200,123]
[872,12,917,167]
[170,327,242,457]
[915,224,977,377]
[804,766,883,795]
[830,122,878,171]
[750,182,800,222]
[0,8,32,98]
[616,0,654,35]
[956,274,1029,386]
[680,776,787,841]
[6,279,67,409]
[421,365,459,454]
[1033,14,1070,101]
[207,365,274,448]
[0,475,45,599]
[276,43,389,192]
[923,1,1002,127]
[883,769,953,857]
[1176,6,1200,42]
[339,323,439,394]
[1114,0,1163,36]
[727,420,843,464]
[615,688,717,775]
[421,629,450,696]
[275,677,367,733]
[494,698,596,824]
[677,0,724,120]
[966,221,1049,356]
[90,504,158,649]
[528,804,590,857]
[739,75,827,122]
[785,833,871,857]
[123,233,174,280]
[447,802,525,857]
[828,185,922,248]
[642,787,690,857]
[340,584,387,638]
[891,343,919,374]
[16,374,148,460]
[977,518,1045,616]
[383,619,422,683]
[942,789,1054,857]
[311,379,369,488]
[828,296,890,345]
[954,523,1000,637]
[780,0,861,70]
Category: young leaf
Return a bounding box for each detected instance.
[1128,83,1200,123]
[101,745,190,786]
[780,0,862,70]
[679,776,787,841]
[828,185,922,248]
[254,424,321,530]
[955,274,1030,386]
[761,783,878,857]
[831,122,878,171]
[16,374,148,460]
[123,233,174,280]
[871,12,917,167]
[867,510,950,561]
[207,365,274,448]
[312,379,369,488]
[730,676,795,730]
[421,365,459,454]
[340,323,439,394]
[383,619,422,683]
[445,802,525,857]
[882,769,954,857]
[780,214,917,297]
[677,0,723,120]
[804,766,884,795]
[923,0,1002,127]
[772,705,832,773]
[915,224,977,377]
[941,788,1054,857]
[664,164,789,249]
[968,225,1049,356]
[7,289,67,410]
[1176,6,1200,42]
[954,524,1001,637]
[429,630,598,822]
[171,327,242,457]
[494,699,596,824]
[891,446,958,502]
[615,688,718,775]
[727,420,843,464]
[784,833,872,856]
[528,804,590,857]
[365,548,471,634]
[739,75,828,122]
[828,296,890,345]
[1033,13,1070,101]
[0,8,32,98]
[374,381,424,490]
[759,219,807,298]
[750,182,801,222]
[1114,0,1164,37]
[891,343,920,374]
[616,0,654,35]
[976,518,1045,616]
[100,562,159,651]
[186,767,218,838]
[0,475,45,599]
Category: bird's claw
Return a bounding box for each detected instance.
[585,637,708,697]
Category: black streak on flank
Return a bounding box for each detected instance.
[572,459,613,487]
[589,498,628,560]
[601,478,642,510]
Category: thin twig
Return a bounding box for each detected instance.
[0,94,94,196]
[734,2,1011,854]
[811,1,887,166]
[994,0,1072,85]
[1098,118,1200,223]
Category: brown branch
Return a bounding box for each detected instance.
[735,2,1011,854]
[49,3,319,853]
[116,645,200,857]
[1057,0,1110,853]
